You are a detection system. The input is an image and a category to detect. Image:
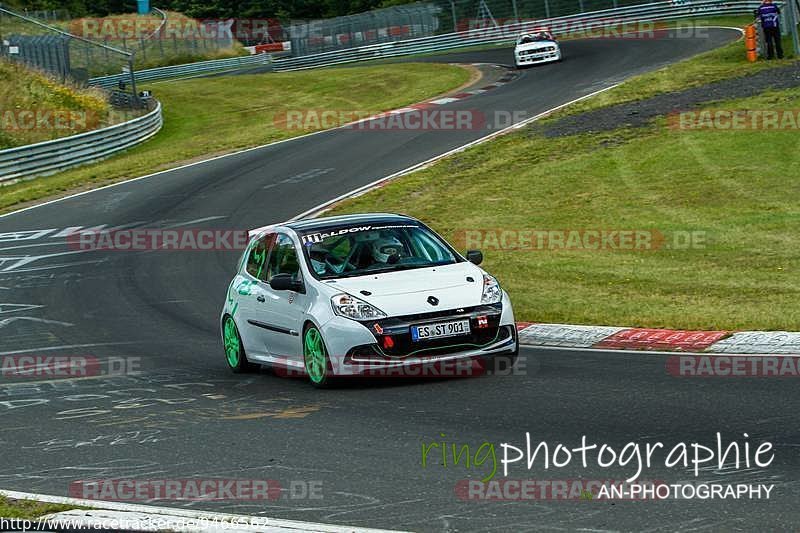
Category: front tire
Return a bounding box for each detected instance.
[303,324,336,388]
[223,315,257,373]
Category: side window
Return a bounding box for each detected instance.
[245,233,273,280]
[266,234,301,282]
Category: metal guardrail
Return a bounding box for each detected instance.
[272,0,766,70]
[89,53,272,88]
[0,102,163,184]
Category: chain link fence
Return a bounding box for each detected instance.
[287,3,442,56]
[19,8,71,22]
[67,8,244,71]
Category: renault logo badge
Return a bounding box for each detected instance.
[427,296,439,306]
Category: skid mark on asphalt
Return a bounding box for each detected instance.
[263,168,335,190]
[223,405,321,420]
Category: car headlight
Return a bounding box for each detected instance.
[481,274,502,304]
[331,293,387,320]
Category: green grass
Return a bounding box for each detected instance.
[0,59,110,148]
[134,44,248,70]
[0,495,77,519]
[0,62,469,213]
[326,85,800,330]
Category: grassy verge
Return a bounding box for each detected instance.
[0,59,110,148]
[0,62,469,213]
[325,73,800,329]
[557,18,796,117]
[0,495,76,519]
[135,44,248,70]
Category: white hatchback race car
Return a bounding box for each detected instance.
[220,213,518,387]
[514,31,561,68]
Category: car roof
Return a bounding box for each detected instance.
[283,213,417,233]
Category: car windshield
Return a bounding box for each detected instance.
[519,32,551,43]
[299,223,460,279]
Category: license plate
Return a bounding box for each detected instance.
[411,319,471,341]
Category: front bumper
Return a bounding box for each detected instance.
[515,49,560,65]
[319,292,517,376]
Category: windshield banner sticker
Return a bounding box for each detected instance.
[301,224,418,245]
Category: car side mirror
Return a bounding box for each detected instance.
[466,250,483,265]
[269,273,303,292]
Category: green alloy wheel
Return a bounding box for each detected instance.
[304,325,335,387]
[223,315,255,373]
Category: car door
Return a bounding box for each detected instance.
[258,233,308,363]
[237,232,275,361]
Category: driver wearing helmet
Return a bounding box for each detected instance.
[370,236,404,264]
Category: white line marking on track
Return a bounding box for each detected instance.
[170,216,227,227]
[429,97,461,104]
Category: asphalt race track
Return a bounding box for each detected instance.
[3,29,798,531]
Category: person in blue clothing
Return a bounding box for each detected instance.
[756,0,784,59]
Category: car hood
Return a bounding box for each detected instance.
[515,41,557,52]
[321,262,486,316]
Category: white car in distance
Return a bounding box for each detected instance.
[514,31,561,68]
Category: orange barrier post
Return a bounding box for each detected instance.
[745,24,758,62]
